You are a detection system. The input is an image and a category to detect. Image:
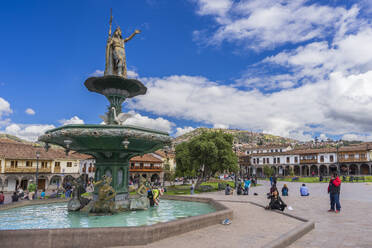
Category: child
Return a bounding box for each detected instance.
[282,184,289,196]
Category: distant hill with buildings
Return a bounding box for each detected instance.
[174,128,299,147]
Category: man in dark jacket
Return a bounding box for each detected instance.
[328,173,341,213]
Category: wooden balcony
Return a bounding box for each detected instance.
[54,167,61,173]
[338,157,367,163]
[4,167,51,173]
[300,159,318,164]
[130,167,162,172]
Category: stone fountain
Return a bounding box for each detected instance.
[38,12,172,212]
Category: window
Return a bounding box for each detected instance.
[82,163,86,173]
[67,162,72,167]
[349,154,354,159]
[355,154,359,159]
[275,149,278,152]
[277,158,280,164]
[295,157,298,163]
[345,154,349,159]
[361,153,366,159]
[131,163,135,169]
[330,155,334,162]
[140,163,144,169]
[55,162,60,168]
[320,156,324,162]
[41,162,48,168]
[273,158,276,164]
[10,160,18,168]
[150,163,154,169]
[26,161,33,167]
[280,149,283,152]
[286,157,290,163]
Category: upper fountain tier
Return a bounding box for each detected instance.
[84,75,147,99]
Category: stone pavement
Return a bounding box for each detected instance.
[136,180,372,248]
[246,180,372,248]
[116,200,301,248]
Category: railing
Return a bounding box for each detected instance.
[130,167,162,172]
[300,159,318,164]
[339,157,367,163]
[4,167,51,173]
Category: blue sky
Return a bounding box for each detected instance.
[1,0,372,142]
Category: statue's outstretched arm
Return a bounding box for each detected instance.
[124,30,141,42]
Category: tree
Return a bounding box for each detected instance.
[163,162,175,186]
[175,130,238,188]
[263,165,275,177]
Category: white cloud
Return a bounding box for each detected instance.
[90,70,104,77]
[342,133,372,142]
[0,97,12,118]
[25,108,35,115]
[193,0,358,50]
[4,123,55,142]
[195,0,232,17]
[213,123,229,129]
[59,116,85,126]
[90,69,139,78]
[127,68,372,142]
[125,111,174,133]
[127,70,139,78]
[175,126,195,137]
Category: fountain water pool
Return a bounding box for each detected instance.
[0,200,216,230]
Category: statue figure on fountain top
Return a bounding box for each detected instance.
[105,9,140,78]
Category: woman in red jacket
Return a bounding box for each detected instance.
[328,173,341,213]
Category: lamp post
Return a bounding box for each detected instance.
[234,146,239,189]
[336,140,343,175]
[35,150,40,199]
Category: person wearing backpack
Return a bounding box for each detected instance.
[328,173,341,213]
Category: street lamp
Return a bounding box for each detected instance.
[35,150,40,199]
[64,139,72,155]
[336,140,343,175]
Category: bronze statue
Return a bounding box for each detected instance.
[91,175,117,213]
[105,10,140,78]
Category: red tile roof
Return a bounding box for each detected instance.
[0,140,91,160]
[130,154,163,163]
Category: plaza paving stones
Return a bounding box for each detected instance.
[109,180,372,248]
[118,201,301,248]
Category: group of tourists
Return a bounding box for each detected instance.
[265,173,342,213]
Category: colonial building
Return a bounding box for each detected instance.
[239,143,372,177]
[0,139,89,192]
[129,153,164,183]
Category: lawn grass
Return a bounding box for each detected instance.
[163,181,260,195]
[272,176,372,183]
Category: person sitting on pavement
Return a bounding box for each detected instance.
[225,184,233,195]
[300,184,310,196]
[11,191,19,202]
[237,183,243,195]
[281,184,289,196]
[266,189,287,211]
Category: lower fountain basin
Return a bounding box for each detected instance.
[0,200,215,230]
[0,196,233,248]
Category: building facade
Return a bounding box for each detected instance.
[239,143,372,177]
[0,139,89,192]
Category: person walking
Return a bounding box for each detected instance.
[328,173,341,213]
[190,180,195,195]
[269,176,273,186]
[244,177,251,195]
